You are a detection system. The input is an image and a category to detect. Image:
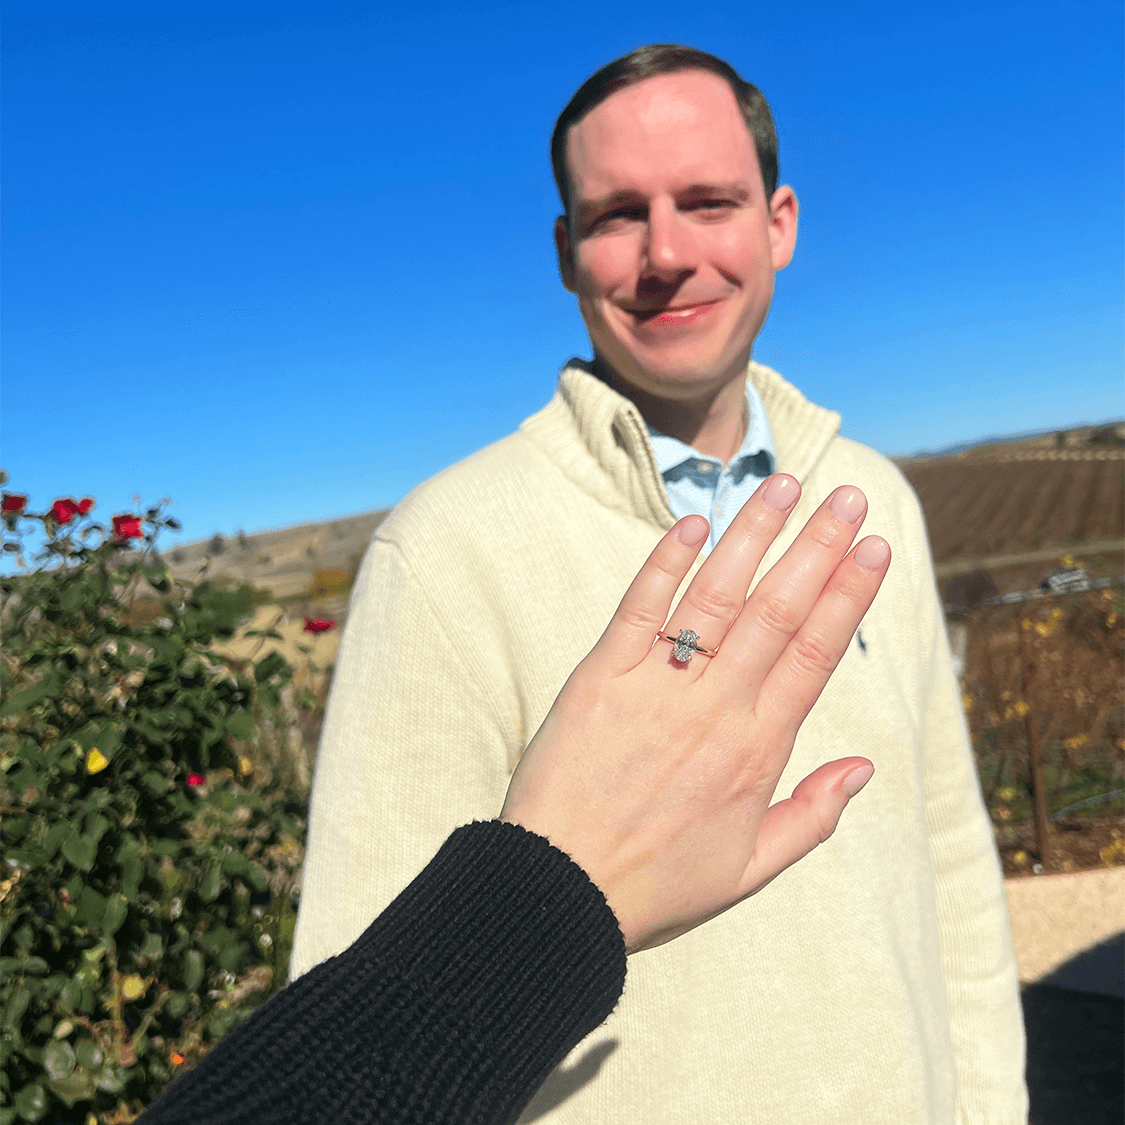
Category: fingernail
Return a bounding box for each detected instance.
[829,486,866,524]
[842,763,874,798]
[762,474,799,511]
[677,516,709,546]
[854,536,890,570]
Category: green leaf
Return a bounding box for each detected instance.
[224,711,255,739]
[182,949,205,992]
[74,1039,103,1071]
[165,990,191,1018]
[61,835,96,873]
[2,987,31,1029]
[0,677,54,719]
[254,651,290,684]
[121,859,143,902]
[46,1069,93,1106]
[78,886,106,930]
[200,864,223,903]
[138,931,163,960]
[41,823,71,859]
[41,1039,76,1083]
[101,893,128,936]
[13,1083,47,1122]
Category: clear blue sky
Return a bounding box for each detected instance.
[4,0,1122,546]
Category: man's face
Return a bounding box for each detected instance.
[556,70,797,403]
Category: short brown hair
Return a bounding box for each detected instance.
[551,45,779,219]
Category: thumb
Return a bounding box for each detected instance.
[739,758,874,898]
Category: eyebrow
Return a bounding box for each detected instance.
[576,181,754,228]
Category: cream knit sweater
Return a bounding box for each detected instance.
[291,362,1027,1124]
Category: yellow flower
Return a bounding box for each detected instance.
[86,748,109,774]
[961,693,974,712]
[1014,700,1029,718]
[1064,734,1088,750]
[238,756,253,776]
[998,787,1019,802]
[1012,850,1029,865]
[121,974,146,1000]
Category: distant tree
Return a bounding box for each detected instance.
[208,533,226,555]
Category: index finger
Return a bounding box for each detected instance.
[585,515,710,675]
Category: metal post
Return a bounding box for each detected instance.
[1019,616,1052,868]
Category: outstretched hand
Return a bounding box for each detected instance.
[500,474,890,952]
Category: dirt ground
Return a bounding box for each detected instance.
[996,813,1125,877]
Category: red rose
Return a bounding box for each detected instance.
[303,617,336,634]
[112,514,143,541]
[1,493,27,514]
[186,773,206,788]
[77,497,95,514]
[50,498,80,524]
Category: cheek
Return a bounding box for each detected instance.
[577,238,637,300]
[711,226,769,283]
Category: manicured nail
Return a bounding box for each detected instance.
[828,486,865,524]
[677,516,709,546]
[762,474,799,511]
[854,536,890,571]
[842,763,874,798]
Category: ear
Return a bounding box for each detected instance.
[768,186,799,272]
[554,215,577,293]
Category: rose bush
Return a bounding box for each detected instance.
[0,476,307,1123]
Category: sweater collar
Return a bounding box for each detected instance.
[519,358,841,528]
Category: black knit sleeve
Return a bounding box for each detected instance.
[140,820,627,1125]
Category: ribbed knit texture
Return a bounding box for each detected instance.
[140,821,626,1124]
[292,360,1028,1124]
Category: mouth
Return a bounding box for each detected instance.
[627,300,721,328]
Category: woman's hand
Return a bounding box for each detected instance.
[500,474,890,953]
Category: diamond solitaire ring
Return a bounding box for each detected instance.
[660,628,716,663]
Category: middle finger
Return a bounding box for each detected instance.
[659,474,801,668]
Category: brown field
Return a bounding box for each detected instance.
[899,451,1124,571]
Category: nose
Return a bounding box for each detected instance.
[641,199,698,280]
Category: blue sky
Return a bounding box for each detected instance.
[3,1,1122,545]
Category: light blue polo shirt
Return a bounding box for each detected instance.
[647,380,775,551]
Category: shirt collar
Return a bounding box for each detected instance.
[646,379,775,479]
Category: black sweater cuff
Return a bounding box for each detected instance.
[142,820,627,1125]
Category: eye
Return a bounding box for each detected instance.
[588,206,645,233]
[689,198,736,215]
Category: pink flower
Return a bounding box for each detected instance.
[112,514,143,541]
[77,497,95,514]
[303,617,336,635]
[186,773,206,788]
[50,498,80,524]
[1,493,27,514]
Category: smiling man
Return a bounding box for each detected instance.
[291,46,1027,1123]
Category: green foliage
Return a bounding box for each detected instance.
[0,486,306,1123]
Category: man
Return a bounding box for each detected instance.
[291,45,1027,1123]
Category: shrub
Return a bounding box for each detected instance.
[0,482,305,1123]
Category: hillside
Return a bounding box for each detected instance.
[165,421,1124,607]
[895,422,1124,602]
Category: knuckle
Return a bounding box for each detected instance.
[787,630,840,677]
[686,582,743,623]
[754,593,802,640]
[618,603,663,634]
